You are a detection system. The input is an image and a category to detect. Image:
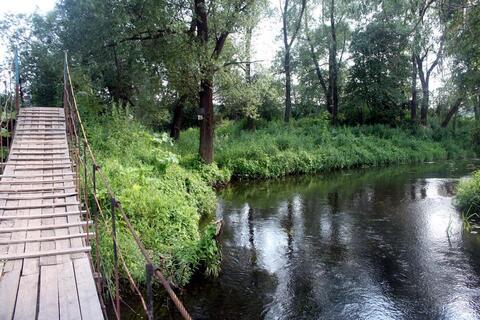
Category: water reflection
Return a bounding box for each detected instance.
[176,161,480,320]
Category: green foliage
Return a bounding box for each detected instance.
[86,105,223,286]
[175,117,475,179]
[456,171,480,222]
[345,18,410,125]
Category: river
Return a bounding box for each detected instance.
[172,160,480,320]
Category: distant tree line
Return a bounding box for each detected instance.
[0,0,479,162]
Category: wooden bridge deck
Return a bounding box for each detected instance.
[0,107,103,319]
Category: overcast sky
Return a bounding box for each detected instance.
[0,0,442,94]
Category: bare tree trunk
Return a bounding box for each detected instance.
[196,0,214,163]
[284,49,293,122]
[282,0,292,123]
[328,0,338,124]
[475,95,480,121]
[199,78,214,163]
[410,53,417,122]
[441,98,462,128]
[420,85,429,125]
[170,95,186,140]
[245,25,255,130]
[281,0,306,123]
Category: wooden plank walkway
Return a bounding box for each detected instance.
[0,107,103,320]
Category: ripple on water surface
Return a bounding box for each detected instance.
[175,161,480,320]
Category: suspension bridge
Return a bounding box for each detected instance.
[0,52,192,319]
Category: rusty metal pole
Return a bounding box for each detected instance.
[111,197,121,319]
[14,48,20,113]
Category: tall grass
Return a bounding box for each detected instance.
[175,117,475,179]
[85,106,229,286]
[457,171,480,224]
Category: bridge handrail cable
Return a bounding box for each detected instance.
[63,52,192,320]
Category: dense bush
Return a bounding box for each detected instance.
[85,106,229,286]
[175,116,476,179]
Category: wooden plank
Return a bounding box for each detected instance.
[9,151,67,155]
[37,265,59,320]
[0,196,25,320]
[0,172,75,178]
[0,210,86,220]
[12,146,68,150]
[0,221,91,233]
[0,201,81,210]
[57,261,82,319]
[0,179,75,185]
[13,273,39,320]
[9,157,71,161]
[8,166,73,171]
[0,246,91,260]
[0,233,94,245]
[0,186,74,193]
[0,192,78,200]
[74,258,103,320]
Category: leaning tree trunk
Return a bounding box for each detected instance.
[199,78,214,163]
[441,98,462,128]
[284,49,293,123]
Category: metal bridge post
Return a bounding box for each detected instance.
[111,197,121,319]
[14,48,20,112]
[146,263,154,320]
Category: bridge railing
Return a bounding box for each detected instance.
[62,52,192,320]
[0,68,19,169]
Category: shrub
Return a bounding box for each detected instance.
[86,106,221,286]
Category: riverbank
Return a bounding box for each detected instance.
[84,107,476,288]
[175,118,477,179]
[457,170,480,221]
[85,107,229,287]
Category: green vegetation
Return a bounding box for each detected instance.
[1,0,480,294]
[457,170,480,223]
[175,117,476,179]
[84,106,229,286]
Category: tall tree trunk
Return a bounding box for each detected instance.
[195,0,214,163]
[282,0,292,123]
[441,98,462,128]
[284,49,292,122]
[170,95,186,140]
[245,25,255,130]
[199,78,214,163]
[420,84,429,125]
[328,0,338,123]
[475,94,480,121]
[410,53,417,122]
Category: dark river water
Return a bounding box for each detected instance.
[172,160,480,320]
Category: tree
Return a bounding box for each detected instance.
[409,0,445,125]
[302,0,350,123]
[346,18,410,124]
[280,0,307,122]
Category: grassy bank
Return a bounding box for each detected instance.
[457,170,480,221]
[175,117,476,179]
[83,106,476,287]
[85,107,230,287]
